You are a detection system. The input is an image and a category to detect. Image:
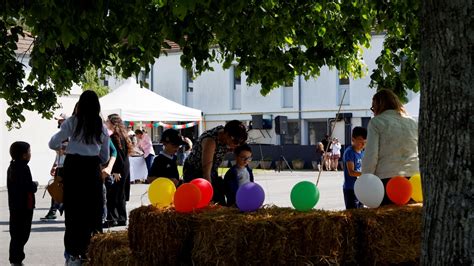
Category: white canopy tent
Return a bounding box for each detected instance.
[404,94,420,119]
[100,78,202,122]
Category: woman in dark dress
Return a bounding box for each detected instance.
[105,114,133,227]
[183,120,248,204]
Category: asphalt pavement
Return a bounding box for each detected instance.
[0,170,345,265]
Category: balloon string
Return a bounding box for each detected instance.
[316,89,346,187]
[140,191,148,206]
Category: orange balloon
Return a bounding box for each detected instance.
[174,183,201,213]
[386,176,413,205]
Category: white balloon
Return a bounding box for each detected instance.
[354,174,385,208]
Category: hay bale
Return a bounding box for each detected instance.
[192,206,355,265]
[126,204,422,265]
[352,204,422,265]
[128,205,198,265]
[87,231,139,266]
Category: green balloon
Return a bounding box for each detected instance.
[290,181,320,211]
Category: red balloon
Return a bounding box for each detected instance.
[190,178,214,208]
[386,176,413,205]
[174,183,201,213]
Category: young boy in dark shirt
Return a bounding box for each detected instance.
[7,141,38,265]
[224,144,254,206]
[342,127,367,209]
[148,129,186,186]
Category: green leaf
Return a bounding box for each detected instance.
[318,27,326,37]
[314,3,322,12]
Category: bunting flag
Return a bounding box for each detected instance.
[158,121,199,129]
[124,121,199,129]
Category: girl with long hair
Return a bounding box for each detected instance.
[104,114,133,227]
[49,90,109,264]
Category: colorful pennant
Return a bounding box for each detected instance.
[124,121,199,129]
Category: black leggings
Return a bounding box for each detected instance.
[63,154,103,258]
[106,173,128,223]
[9,209,33,264]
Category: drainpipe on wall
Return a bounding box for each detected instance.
[150,63,154,92]
[298,75,304,145]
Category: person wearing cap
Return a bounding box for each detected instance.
[41,113,68,220]
[183,120,248,205]
[147,129,186,185]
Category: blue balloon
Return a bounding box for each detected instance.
[236,182,265,212]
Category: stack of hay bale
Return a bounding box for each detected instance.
[88,205,421,265]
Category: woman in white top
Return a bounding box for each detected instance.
[49,90,109,264]
[362,89,419,205]
[135,129,155,173]
[330,138,342,171]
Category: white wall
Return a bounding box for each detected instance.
[151,36,385,130]
[153,53,185,104]
[0,88,82,187]
[111,35,388,146]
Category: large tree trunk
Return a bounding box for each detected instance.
[420,0,473,265]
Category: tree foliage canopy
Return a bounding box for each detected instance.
[0,0,419,128]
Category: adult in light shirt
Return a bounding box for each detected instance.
[48,90,110,264]
[362,89,419,205]
[135,129,155,173]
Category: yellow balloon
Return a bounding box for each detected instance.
[409,174,423,202]
[148,178,176,207]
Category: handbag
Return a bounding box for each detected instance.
[47,158,64,203]
[47,177,64,203]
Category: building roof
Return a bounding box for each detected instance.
[14,31,181,55]
[15,32,35,55]
[163,40,181,52]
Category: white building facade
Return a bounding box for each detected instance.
[0,34,82,186]
[148,35,389,147]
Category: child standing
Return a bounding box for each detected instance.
[342,127,367,209]
[7,141,38,265]
[148,129,186,186]
[223,144,254,206]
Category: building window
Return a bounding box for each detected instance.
[283,121,300,144]
[338,75,350,105]
[186,69,194,92]
[140,70,149,82]
[308,121,327,145]
[185,69,194,107]
[282,80,293,108]
[231,65,241,110]
[234,67,241,88]
[103,80,109,86]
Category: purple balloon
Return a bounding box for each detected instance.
[236,182,265,212]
